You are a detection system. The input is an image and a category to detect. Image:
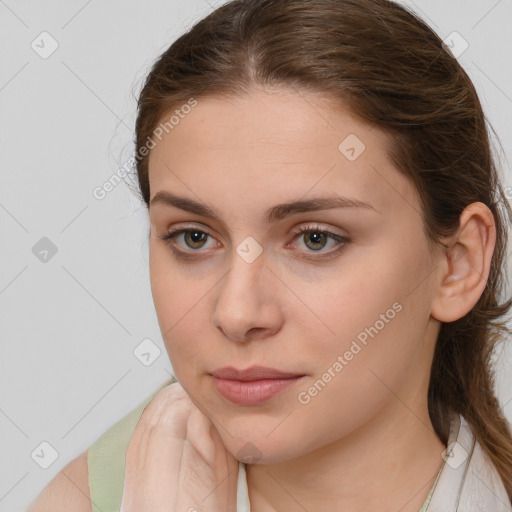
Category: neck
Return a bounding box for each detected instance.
[246,398,446,512]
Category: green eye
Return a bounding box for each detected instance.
[181,230,208,249]
[302,231,329,251]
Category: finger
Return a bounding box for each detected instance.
[131,381,195,461]
[185,404,219,465]
[182,407,240,511]
[177,440,239,512]
[121,383,193,512]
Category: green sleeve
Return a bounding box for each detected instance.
[87,378,176,512]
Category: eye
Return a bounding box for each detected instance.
[158,227,219,258]
[287,223,349,260]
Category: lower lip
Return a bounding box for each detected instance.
[212,376,305,405]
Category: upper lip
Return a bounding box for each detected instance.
[210,365,304,381]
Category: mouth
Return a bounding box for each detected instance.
[209,366,306,405]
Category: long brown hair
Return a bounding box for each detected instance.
[132,0,512,498]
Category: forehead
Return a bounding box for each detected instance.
[147,87,418,218]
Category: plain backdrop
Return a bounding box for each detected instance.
[1,1,511,510]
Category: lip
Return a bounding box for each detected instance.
[210,366,305,405]
[210,365,304,381]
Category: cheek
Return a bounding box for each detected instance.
[149,246,211,366]
[283,247,406,342]
[289,239,432,379]
[149,243,207,323]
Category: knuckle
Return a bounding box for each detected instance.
[137,382,191,428]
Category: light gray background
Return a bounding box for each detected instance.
[1,1,511,510]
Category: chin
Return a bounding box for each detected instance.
[223,432,305,466]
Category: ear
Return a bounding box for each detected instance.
[430,202,496,323]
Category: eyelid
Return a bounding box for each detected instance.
[288,222,347,240]
[158,222,218,242]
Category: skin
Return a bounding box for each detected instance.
[134,85,496,512]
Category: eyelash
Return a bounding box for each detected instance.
[157,224,350,261]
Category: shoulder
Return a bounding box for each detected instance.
[27,450,91,512]
[27,378,176,512]
[88,378,177,511]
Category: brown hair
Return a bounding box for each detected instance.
[132,0,512,498]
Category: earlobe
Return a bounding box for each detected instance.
[431,202,496,323]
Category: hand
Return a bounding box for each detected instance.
[120,381,239,512]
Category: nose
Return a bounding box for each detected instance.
[211,248,283,343]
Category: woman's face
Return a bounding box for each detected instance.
[147,86,443,464]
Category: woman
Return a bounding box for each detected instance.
[29,0,512,510]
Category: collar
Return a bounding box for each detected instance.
[425,410,511,511]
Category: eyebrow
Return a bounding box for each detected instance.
[149,191,377,222]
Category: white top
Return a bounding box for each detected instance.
[237,463,250,512]
[235,412,511,511]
